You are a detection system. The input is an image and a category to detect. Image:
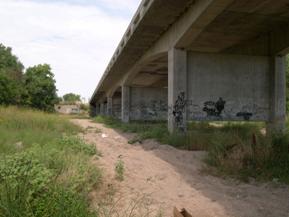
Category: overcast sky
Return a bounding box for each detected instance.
[0,0,141,101]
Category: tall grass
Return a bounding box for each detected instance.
[0,107,101,217]
[94,115,289,184]
[0,106,80,154]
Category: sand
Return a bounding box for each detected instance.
[72,119,289,217]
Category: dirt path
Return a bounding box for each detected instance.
[72,119,289,217]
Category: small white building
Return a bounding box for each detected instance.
[54,103,81,114]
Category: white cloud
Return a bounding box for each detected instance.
[0,0,141,100]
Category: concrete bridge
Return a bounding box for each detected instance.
[90,0,289,133]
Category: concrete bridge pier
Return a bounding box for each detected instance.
[268,56,286,134]
[95,104,101,116]
[168,48,187,133]
[107,96,113,116]
[112,92,121,119]
[100,103,106,116]
[121,85,130,123]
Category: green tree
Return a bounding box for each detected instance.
[63,93,81,102]
[24,64,58,112]
[0,44,24,105]
[0,74,21,105]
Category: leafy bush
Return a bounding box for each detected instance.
[58,136,98,156]
[0,107,102,217]
[31,186,97,217]
[0,152,52,199]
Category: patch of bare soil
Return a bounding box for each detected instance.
[72,119,289,217]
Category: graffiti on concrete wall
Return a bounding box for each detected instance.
[130,99,168,120]
[235,103,268,121]
[187,99,269,121]
[203,97,226,117]
[113,104,121,119]
[172,92,187,131]
[236,112,253,121]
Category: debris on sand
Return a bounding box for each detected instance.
[173,207,192,217]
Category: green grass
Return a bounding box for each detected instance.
[115,159,125,181]
[94,115,289,184]
[0,106,101,217]
[94,116,263,150]
[0,106,80,154]
[94,116,191,149]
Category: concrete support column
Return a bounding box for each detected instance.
[168,48,188,133]
[95,104,100,115]
[267,56,286,134]
[107,97,113,116]
[121,85,130,123]
[100,103,105,115]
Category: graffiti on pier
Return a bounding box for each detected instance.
[172,92,187,131]
[203,97,226,117]
[236,112,253,121]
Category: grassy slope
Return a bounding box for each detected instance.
[0,107,101,217]
[94,115,289,184]
[0,107,79,153]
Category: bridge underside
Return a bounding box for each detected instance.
[90,0,289,133]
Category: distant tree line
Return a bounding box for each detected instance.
[61,93,81,103]
[0,43,58,112]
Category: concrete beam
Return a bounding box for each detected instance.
[123,0,233,86]
[271,24,289,56]
[168,48,187,133]
[224,23,289,56]
[143,0,234,60]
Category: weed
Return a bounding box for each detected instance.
[95,128,102,134]
[58,136,99,156]
[115,158,125,181]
